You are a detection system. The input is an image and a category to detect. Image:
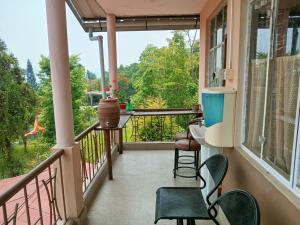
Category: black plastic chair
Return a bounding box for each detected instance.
[155,154,228,224]
[208,189,260,225]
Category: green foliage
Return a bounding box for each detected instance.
[138,97,173,141]
[256,52,268,59]
[86,70,96,80]
[80,106,97,128]
[37,55,87,144]
[0,140,51,178]
[116,63,138,102]
[132,31,199,108]
[26,59,38,90]
[0,38,37,152]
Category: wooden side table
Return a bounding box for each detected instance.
[94,114,131,180]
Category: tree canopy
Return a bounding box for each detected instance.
[0,39,37,152]
[37,55,87,144]
[129,31,199,108]
[26,59,38,90]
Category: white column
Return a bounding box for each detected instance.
[107,14,118,97]
[45,0,84,219]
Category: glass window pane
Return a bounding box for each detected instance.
[216,46,223,72]
[210,18,216,48]
[243,0,272,156]
[208,51,215,87]
[264,1,300,178]
[217,11,223,45]
[208,6,227,87]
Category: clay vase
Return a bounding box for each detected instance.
[98,98,120,128]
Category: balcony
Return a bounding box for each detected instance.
[1,0,300,224]
[86,150,212,225]
[0,110,204,225]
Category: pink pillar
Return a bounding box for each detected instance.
[107,14,118,97]
[45,0,84,219]
[45,0,74,147]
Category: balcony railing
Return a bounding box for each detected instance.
[0,108,201,225]
[75,123,117,193]
[124,109,201,142]
[0,149,66,225]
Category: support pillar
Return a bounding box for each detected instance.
[107,14,118,97]
[45,0,84,219]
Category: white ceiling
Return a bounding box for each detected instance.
[95,0,206,16]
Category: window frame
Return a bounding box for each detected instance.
[241,0,300,196]
[208,5,227,87]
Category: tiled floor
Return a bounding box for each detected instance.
[87,150,214,225]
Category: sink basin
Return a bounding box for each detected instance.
[189,125,206,145]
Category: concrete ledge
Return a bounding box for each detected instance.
[124,142,174,150]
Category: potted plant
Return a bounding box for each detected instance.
[115,88,127,111]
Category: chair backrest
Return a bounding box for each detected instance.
[208,189,260,225]
[198,154,228,205]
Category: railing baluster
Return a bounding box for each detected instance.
[87,133,92,183]
[24,186,31,225]
[170,115,173,139]
[59,157,67,220]
[35,176,44,225]
[90,131,95,178]
[99,131,102,166]
[81,140,87,191]
[99,130,104,164]
[124,123,128,142]
[2,203,8,225]
[48,166,56,223]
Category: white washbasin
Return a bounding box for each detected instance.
[189,125,206,145]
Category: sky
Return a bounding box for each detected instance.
[0,0,173,74]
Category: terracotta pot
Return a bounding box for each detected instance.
[119,103,126,110]
[98,98,120,128]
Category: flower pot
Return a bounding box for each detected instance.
[119,103,126,110]
[97,98,120,128]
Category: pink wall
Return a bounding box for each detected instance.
[198,1,300,224]
[198,0,241,98]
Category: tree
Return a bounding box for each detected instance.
[26,59,38,90]
[86,70,96,80]
[116,63,138,102]
[0,39,37,152]
[37,55,87,144]
[185,30,200,81]
[132,31,198,109]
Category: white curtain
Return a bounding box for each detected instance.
[264,55,300,175]
[244,59,267,154]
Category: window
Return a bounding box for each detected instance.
[243,0,300,190]
[208,6,227,87]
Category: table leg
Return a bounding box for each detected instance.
[104,130,113,180]
[119,128,123,154]
[176,219,183,225]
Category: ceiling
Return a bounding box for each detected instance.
[95,0,206,17]
[66,0,204,32]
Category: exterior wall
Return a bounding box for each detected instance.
[199,0,240,101]
[199,0,300,224]
[223,148,300,225]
